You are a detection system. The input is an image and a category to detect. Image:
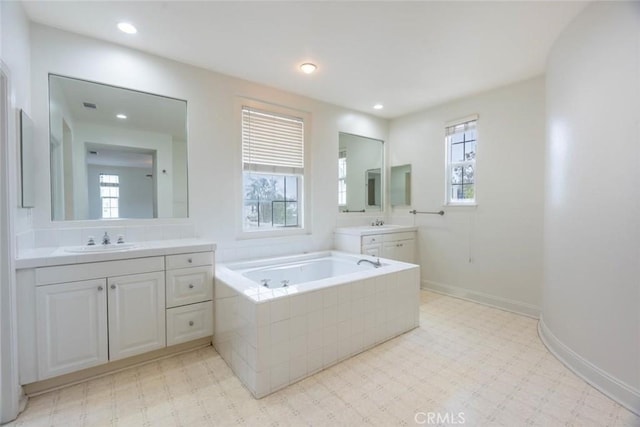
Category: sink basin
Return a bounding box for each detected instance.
[64,243,138,253]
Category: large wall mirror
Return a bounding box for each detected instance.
[338,132,384,212]
[49,75,188,220]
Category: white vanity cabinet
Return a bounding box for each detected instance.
[17,244,215,385]
[334,226,417,264]
[381,232,416,263]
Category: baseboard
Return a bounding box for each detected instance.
[422,279,540,319]
[538,317,640,416]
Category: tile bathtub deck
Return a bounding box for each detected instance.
[9,291,639,426]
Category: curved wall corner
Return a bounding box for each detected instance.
[542,1,640,415]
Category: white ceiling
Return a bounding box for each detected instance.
[23,1,588,119]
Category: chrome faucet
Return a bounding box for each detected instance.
[102,232,111,245]
[371,218,384,226]
[357,258,382,268]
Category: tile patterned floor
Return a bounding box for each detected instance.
[9,291,640,426]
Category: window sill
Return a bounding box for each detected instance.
[237,227,309,240]
[444,203,478,208]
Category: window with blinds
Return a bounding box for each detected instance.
[445,116,478,204]
[241,105,305,231]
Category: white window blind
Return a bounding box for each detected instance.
[242,106,304,175]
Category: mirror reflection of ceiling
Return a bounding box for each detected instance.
[85,146,154,169]
[53,75,186,140]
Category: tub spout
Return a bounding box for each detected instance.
[357,258,382,268]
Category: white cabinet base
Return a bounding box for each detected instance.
[335,227,417,263]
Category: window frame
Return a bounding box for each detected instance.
[444,115,479,207]
[236,98,311,239]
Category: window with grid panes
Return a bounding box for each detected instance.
[446,117,477,204]
[99,174,119,218]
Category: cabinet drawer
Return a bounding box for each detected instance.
[166,266,213,308]
[362,244,381,257]
[362,235,383,245]
[166,302,213,346]
[165,252,213,270]
[382,232,416,242]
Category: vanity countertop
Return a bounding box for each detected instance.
[16,238,216,269]
[334,225,417,236]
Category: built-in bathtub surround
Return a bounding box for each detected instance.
[214,251,420,398]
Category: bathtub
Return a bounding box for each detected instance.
[214,251,420,398]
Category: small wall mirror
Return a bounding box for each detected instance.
[49,75,188,220]
[338,132,384,212]
[20,109,35,208]
[390,164,411,206]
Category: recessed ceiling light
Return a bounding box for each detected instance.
[300,63,317,74]
[117,22,137,34]
[116,114,127,119]
[373,104,384,110]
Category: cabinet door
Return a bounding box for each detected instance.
[382,239,416,263]
[108,272,166,361]
[36,279,108,379]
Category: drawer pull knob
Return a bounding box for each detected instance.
[110,284,116,290]
[187,258,193,263]
[188,284,194,289]
[189,321,194,326]
[98,286,103,291]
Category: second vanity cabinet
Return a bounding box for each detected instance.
[18,245,215,385]
[335,226,417,263]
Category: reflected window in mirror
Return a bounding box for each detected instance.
[99,174,120,219]
[338,150,347,207]
[48,75,188,221]
[338,133,384,213]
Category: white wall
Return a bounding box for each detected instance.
[541,2,640,414]
[172,139,188,217]
[0,0,31,422]
[388,76,546,316]
[29,25,388,259]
